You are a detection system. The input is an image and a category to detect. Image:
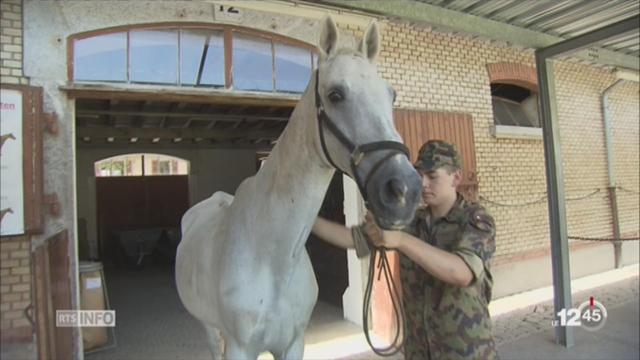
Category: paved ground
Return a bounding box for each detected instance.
[495,275,639,359]
[3,264,636,360]
[82,265,637,360]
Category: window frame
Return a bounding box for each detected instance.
[68,23,317,93]
[489,82,543,140]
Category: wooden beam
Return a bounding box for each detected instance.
[76,126,284,141]
[76,109,289,122]
[76,140,274,151]
[61,84,300,107]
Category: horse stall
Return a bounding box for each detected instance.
[73,96,353,358]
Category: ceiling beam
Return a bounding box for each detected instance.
[61,84,300,107]
[76,109,289,122]
[76,126,284,141]
[316,0,639,70]
[77,141,273,151]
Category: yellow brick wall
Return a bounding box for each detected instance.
[0,0,26,85]
[340,20,639,261]
[0,236,32,332]
[1,0,32,340]
[609,81,640,236]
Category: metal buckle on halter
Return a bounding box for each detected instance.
[351,149,365,167]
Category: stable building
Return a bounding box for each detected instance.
[1,1,638,359]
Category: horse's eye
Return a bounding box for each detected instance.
[328,91,344,103]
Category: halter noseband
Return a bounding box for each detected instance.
[314,70,410,204]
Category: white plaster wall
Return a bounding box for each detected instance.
[492,243,616,299]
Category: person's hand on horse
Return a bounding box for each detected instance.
[363,212,402,249]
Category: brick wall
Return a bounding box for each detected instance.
[1,0,32,343]
[0,0,26,84]
[0,236,33,340]
[609,81,640,237]
[339,20,639,261]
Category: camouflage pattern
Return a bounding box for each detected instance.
[414,140,462,172]
[399,194,498,359]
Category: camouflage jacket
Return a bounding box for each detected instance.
[354,194,498,359]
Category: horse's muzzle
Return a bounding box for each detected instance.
[365,157,421,230]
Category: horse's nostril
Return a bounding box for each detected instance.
[386,178,406,201]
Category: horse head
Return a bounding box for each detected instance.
[315,17,421,230]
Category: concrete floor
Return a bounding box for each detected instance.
[497,300,639,360]
[85,266,393,360]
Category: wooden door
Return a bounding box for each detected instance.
[96,175,189,263]
[372,110,479,344]
[33,230,73,360]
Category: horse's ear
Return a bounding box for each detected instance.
[319,16,339,58]
[360,21,380,62]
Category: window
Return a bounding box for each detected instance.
[180,29,225,87]
[233,34,274,91]
[491,83,540,128]
[275,43,313,93]
[94,154,188,177]
[71,25,315,93]
[74,32,127,82]
[130,29,179,84]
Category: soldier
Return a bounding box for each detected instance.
[312,140,498,359]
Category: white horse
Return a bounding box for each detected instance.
[176,17,421,359]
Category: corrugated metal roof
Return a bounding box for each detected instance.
[417,0,639,56]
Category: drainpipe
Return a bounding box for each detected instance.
[601,79,624,268]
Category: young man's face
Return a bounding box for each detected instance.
[419,167,461,207]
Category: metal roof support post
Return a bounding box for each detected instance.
[534,16,638,348]
[535,54,574,348]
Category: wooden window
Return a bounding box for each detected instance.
[74,32,127,82]
[232,34,273,91]
[491,83,540,128]
[180,29,225,87]
[130,29,179,84]
[94,154,188,177]
[69,24,316,94]
[274,43,313,93]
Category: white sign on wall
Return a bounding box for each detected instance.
[0,89,24,236]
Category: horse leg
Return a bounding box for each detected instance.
[224,336,258,360]
[203,324,224,359]
[274,334,304,360]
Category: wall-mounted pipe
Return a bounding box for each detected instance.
[601,79,624,268]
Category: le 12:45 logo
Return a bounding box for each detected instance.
[552,297,608,331]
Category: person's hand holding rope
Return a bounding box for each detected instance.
[362,212,402,249]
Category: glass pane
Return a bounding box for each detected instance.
[130,29,178,84]
[181,30,225,87]
[233,34,273,91]
[274,43,311,93]
[492,97,540,128]
[74,32,127,82]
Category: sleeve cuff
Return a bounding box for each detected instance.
[454,248,484,284]
[351,225,371,258]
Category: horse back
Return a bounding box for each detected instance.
[175,191,234,323]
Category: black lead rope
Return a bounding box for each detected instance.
[363,247,406,356]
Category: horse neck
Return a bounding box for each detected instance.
[253,78,335,252]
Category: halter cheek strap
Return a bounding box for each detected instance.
[314,70,410,203]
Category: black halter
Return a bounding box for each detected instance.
[314,70,410,204]
[315,69,407,356]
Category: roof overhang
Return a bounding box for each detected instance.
[313,0,639,70]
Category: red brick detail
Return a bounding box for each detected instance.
[486,62,538,92]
